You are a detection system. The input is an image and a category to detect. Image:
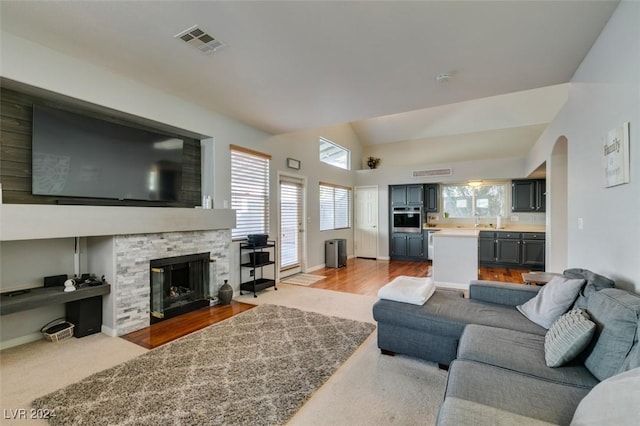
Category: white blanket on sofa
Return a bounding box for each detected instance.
[378,275,436,305]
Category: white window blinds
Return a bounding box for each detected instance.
[319,182,352,231]
[230,145,270,240]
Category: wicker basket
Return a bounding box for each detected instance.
[41,318,75,342]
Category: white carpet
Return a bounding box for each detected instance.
[1,283,447,425]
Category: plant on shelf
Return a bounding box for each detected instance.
[367,156,381,169]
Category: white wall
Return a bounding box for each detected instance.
[525,1,640,292]
[240,123,362,271]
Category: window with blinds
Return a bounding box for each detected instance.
[319,183,352,231]
[230,145,270,240]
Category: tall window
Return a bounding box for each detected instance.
[319,137,350,170]
[441,183,507,218]
[319,182,352,231]
[230,145,270,239]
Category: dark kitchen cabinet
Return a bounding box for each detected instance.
[390,185,423,206]
[478,232,496,263]
[496,232,521,264]
[512,180,546,212]
[478,231,545,270]
[390,232,426,260]
[424,184,439,213]
[521,233,545,268]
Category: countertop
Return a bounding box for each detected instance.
[424,225,545,233]
[432,228,480,238]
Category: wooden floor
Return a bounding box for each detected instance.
[122,259,529,349]
[121,301,254,349]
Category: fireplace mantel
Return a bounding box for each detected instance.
[0,204,235,241]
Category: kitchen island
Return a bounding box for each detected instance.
[432,228,480,289]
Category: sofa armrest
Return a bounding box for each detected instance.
[469,280,540,306]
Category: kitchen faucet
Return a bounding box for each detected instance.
[474,212,480,228]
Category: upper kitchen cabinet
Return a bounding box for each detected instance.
[424,184,439,213]
[390,184,424,206]
[512,180,546,212]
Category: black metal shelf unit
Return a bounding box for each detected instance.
[239,241,277,297]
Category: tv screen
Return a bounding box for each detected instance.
[32,105,184,203]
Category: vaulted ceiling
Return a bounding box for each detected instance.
[0,1,618,159]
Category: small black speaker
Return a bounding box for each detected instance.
[66,296,102,337]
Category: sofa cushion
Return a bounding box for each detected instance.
[444,359,591,425]
[437,397,557,426]
[458,324,599,389]
[516,276,586,329]
[564,268,616,309]
[545,309,596,367]
[584,288,640,381]
[373,290,546,339]
[570,367,640,426]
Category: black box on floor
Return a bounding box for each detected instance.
[66,296,102,337]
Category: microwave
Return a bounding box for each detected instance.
[392,207,422,233]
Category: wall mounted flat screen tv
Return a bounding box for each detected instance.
[32,105,184,203]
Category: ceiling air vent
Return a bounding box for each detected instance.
[174,25,224,54]
[412,168,453,178]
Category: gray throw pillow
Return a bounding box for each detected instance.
[516,276,585,329]
[563,268,615,309]
[545,308,596,367]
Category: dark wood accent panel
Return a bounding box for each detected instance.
[1,87,202,207]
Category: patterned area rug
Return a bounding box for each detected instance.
[280,273,326,286]
[32,304,375,425]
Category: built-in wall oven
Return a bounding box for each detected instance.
[392,206,423,233]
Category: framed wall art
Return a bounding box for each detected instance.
[603,122,630,188]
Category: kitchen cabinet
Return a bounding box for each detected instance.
[496,232,521,265]
[478,231,545,270]
[390,184,423,206]
[521,232,545,268]
[390,231,427,260]
[478,233,496,263]
[512,180,546,212]
[424,184,439,213]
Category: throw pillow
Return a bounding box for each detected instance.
[563,268,615,309]
[544,308,596,367]
[516,276,585,329]
[570,367,640,426]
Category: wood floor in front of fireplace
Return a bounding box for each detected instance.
[121,301,255,349]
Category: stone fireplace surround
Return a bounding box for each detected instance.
[111,229,230,335]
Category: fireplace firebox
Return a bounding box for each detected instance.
[150,252,212,323]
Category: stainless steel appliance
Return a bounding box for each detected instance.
[392,207,422,233]
[325,239,347,268]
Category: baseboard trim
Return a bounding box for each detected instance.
[0,332,43,350]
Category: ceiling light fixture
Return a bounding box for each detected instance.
[468,180,483,187]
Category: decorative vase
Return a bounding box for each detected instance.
[218,280,233,305]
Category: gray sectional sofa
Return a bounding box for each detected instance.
[372,270,640,425]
